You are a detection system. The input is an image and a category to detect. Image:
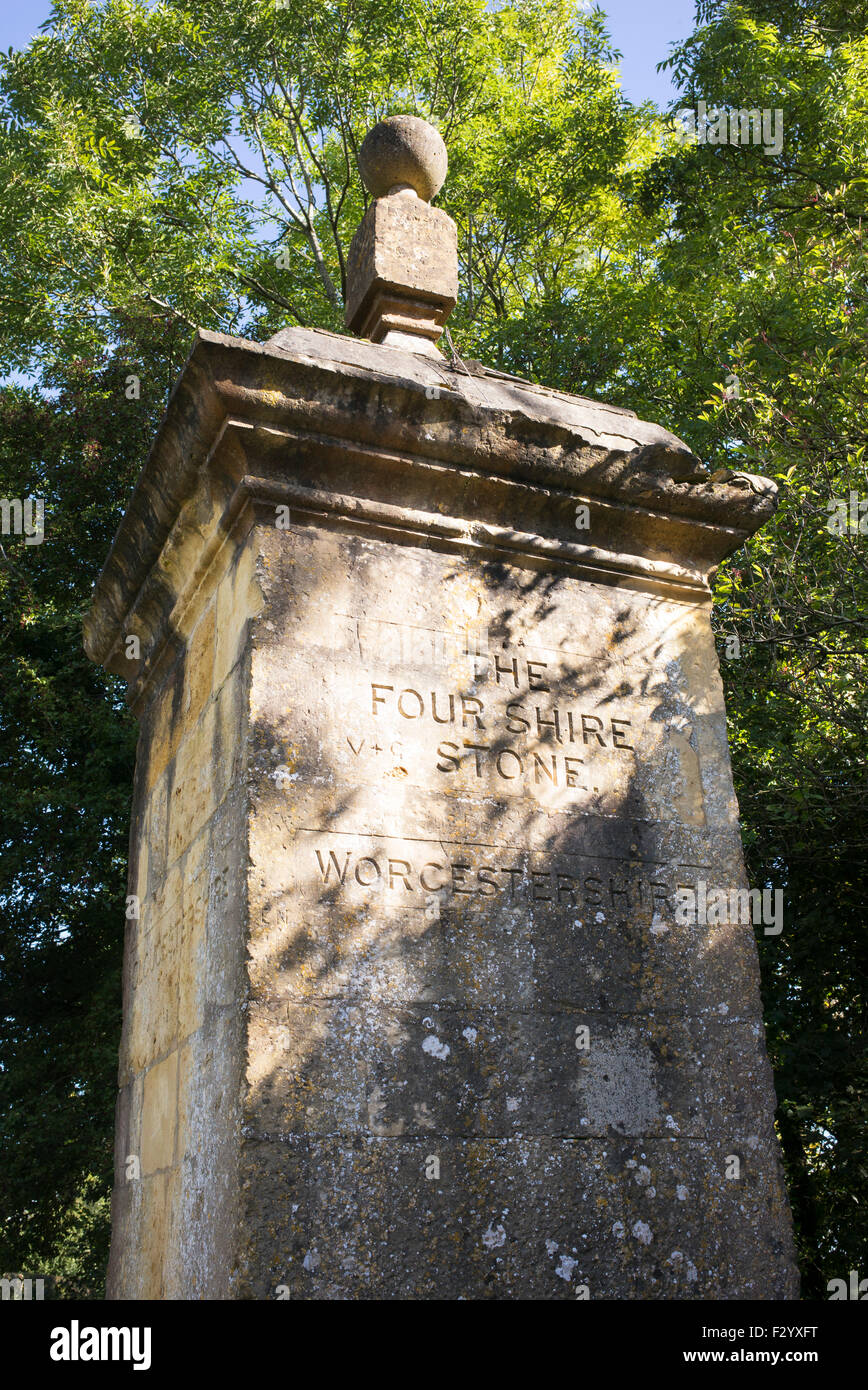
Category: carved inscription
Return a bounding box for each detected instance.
[300,830,708,921]
[319,618,705,823]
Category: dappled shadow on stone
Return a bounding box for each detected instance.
[237,517,792,1300]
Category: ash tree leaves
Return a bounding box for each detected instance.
[0,0,635,374]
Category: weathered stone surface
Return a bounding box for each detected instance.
[238,1133,792,1300]
[357,115,448,201]
[103,530,256,1299]
[345,193,458,347]
[88,322,796,1300]
[346,114,456,352]
[141,1051,178,1175]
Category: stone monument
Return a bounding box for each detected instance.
[85,115,797,1299]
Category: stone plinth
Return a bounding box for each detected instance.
[345,193,458,346]
[85,324,797,1300]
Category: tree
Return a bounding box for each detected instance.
[0,357,153,1295]
[0,0,635,372]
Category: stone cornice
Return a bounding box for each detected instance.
[84,326,777,688]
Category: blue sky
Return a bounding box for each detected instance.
[603,0,697,106]
[0,0,698,106]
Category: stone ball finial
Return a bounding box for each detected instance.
[358,115,448,202]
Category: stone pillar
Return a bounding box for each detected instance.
[85,117,797,1300]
